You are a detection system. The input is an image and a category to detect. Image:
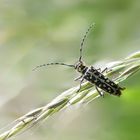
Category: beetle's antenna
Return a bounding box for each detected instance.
[33,62,75,71]
[79,23,95,62]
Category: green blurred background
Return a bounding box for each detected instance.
[0,0,140,140]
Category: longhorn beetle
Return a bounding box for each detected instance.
[33,24,125,97]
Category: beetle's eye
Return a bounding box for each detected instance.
[78,67,82,72]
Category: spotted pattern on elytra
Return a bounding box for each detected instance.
[82,66,124,96]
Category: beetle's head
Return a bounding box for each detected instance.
[74,61,87,73]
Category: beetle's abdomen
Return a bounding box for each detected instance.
[83,66,122,96]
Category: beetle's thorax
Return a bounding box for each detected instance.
[74,61,88,74]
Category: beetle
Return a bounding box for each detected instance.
[33,24,125,97]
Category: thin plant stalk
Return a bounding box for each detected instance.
[0,51,140,140]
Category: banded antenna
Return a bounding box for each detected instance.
[33,62,75,71]
[33,23,95,71]
[79,23,95,62]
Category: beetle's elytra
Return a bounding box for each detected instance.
[33,23,125,97]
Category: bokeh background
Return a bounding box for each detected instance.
[0,0,140,140]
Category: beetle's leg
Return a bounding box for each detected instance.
[95,86,104,97]
[102,67,107,73]
[77,77,85,92]
[102,67,112,73]
[119,86,126,90]
[74,75,83,81]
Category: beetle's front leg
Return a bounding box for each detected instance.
[74,75,83,81]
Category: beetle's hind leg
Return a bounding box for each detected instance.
[95,86,104,97]
[119,86,126,90]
